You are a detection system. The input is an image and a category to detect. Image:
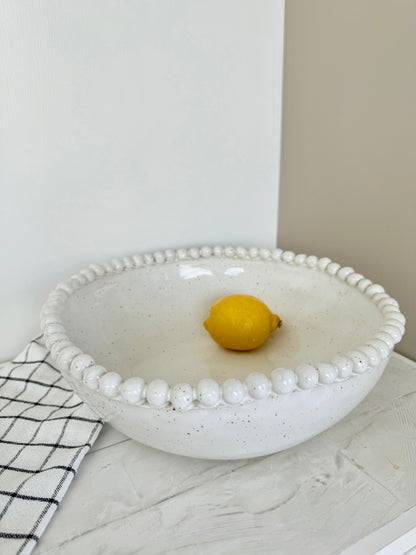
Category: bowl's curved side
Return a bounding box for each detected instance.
[62,356,390,459]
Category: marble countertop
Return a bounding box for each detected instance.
[35,353,416,554]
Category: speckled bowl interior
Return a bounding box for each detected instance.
[62,256,383,386]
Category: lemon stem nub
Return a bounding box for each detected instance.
[270,314,280,332]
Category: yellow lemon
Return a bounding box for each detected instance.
[204,294,281,351]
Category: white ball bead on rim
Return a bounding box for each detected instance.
[384,319,404,336]
[346,273,364,286]
[171,383,194,411]
[200,246,212,258]
[40,307,61,322]
[382,309,403,324]
[111,258,124,273]
[271,368,297,394]
[316,363,338,384]
[189,247,200,259]
[120,256,134,270]
[100,372,122,398]
[272,248,283,261]
[294,253,307,265]
[259,248,271,260]
[337,266,354,280]
[306,255,318,268]
[45,322,66,336]
[43,296,64,309]
[47,289,68,302]
[383,310,405,325]
[331,356,354,379]
[50,340,73,360]
[57,345,83,371]
[366,338,390,360]
[357,278,372,293]
[282,250,295,263]
[103,261,114,274]
[83,365,106,390]
[296,364,319,389]
[70,353,95,380]
[317,257,332,271]
[374,331,395,349]
[236,246,248,258]
[326,262,341,275]
[143,253,154,265]
[45,332,68,351]
[197,378,220,407]
[245,372,270,400]
[132,254,143,267]
[381,324,403,343]
[358,345,380,367]
[70,274,87,288]
[378,297,400,310]
[154,251,166,264]
[224,246,235,258]
[40,314,62,330]
[383,318,406,341]
[56,281,73,295]
[164,249,176,262]
[89,263,105,277]
[176,248,187,260]
[373,292,389,305]
[222,379,245,405]
[146,379,170,408]
[108,259,121,272]
[224,245,235,258]
[365,283,385,297]
[80,267,97,282]
[40,302,58,316]
[120,377,145,405]
[349,351,369,374]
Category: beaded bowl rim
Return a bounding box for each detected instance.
[40,245,405,411]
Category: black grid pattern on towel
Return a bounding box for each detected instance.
[0,338,103,555]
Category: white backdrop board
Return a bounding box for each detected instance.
[0,0,285,359]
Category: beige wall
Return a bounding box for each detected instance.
[279,0,416,359]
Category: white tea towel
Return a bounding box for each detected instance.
[0,337,103,555]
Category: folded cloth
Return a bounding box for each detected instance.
[0,337,103,555]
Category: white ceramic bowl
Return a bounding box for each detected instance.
[41,246,405,459]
